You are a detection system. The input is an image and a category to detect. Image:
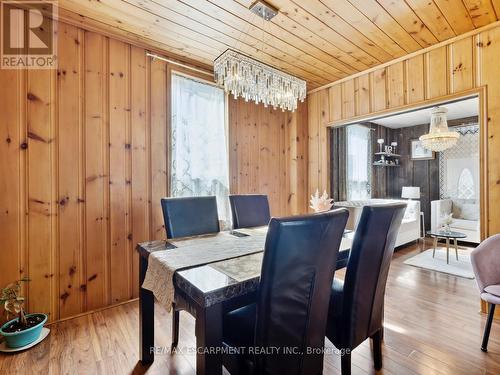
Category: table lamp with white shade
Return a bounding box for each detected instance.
[401,186,420,200]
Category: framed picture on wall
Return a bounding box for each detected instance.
[410,139,435,160]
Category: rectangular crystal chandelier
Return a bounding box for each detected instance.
[214,49,307,112]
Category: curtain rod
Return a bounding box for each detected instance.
[145,52,213,77]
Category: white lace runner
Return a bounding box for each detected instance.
[141,229,267,310]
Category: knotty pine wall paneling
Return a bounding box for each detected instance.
[84,32,109,310]
[0,20,306,322]
[108,39,131,304]
[406,55,425,103]
[308,29,500,237]
[0,70,23,299]
[27,68,57,320]
[228,99,308,217]
[149,61,168,243]
[57,23,84,317]
[286,101,309,215]
[130,46,150,298]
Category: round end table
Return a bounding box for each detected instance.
[426,230,467,264]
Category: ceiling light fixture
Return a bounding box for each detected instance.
[419,107,459,152]
[249,0,278,20]
[213,1,306,111]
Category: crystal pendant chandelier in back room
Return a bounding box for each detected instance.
[213,1,306,112]
[419,107,460,152]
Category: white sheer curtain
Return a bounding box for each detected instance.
[346,125,371,200]
[171,73,231,226]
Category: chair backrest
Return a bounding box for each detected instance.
[160,196,220,239]
[340,203,406,349]
[471,234,500,293]
[229,194,271,229]
[255,208,349,375]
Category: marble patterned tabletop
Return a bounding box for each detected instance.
[138,228,352,308]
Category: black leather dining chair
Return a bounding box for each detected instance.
[160,196,220,348]
[325,203,406,375]
[161,196,220,239]
[222,208,349,375]
[229,194,271,229]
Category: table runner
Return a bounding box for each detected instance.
[141,228,267,310]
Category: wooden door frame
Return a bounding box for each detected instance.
[326,86,489,240]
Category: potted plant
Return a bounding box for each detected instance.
[0,278,47,348]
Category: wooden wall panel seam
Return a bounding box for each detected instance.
[423,51,429,100]
[78,28,86,314]
[404,59,409,105]
[19,70,27,302]
[17,73,23,282]
[52,67,58,321]
[405,59,411,104]
[166,66,172,200]
[449,38,456,93]
[473,34,478,88]
[104,35,111,306]
[146,51,152,279]
[126,44,132,300]
[0,67,22,300]
[49,70,60,319]
[147,55,152,244]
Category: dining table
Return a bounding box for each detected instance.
[137,226,352,375]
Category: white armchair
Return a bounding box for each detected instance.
[431,199,480,243]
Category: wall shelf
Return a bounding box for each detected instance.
[374,152,400,157]
[373,163,400,167]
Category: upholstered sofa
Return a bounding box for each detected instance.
[334,199,420,247]
[431,199,480,243]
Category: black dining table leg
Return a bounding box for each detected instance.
[195,303,223,375]
[139,254,155,364]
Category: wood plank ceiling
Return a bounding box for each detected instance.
[58,0,500,89]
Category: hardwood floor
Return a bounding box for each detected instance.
[1,239,499,375]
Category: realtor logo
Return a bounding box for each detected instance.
[1,1,57,69]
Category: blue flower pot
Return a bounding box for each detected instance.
[0,313,47,348]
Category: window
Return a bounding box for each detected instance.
[171,73,230,226]
[346,125,372,200]
[457,168,475,199]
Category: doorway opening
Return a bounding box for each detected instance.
[330,93,484,246]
